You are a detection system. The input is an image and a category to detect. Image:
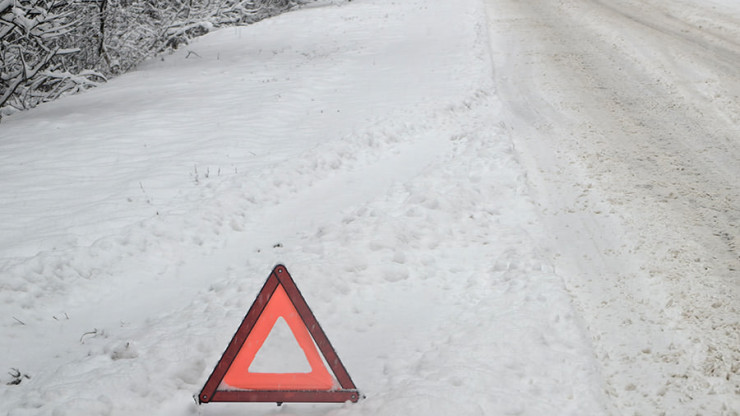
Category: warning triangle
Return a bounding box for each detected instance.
[198,265,361,404]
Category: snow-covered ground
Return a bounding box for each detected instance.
[0,0,737,415]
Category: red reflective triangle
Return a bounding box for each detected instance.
[198,265,360,404]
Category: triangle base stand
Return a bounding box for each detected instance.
[204,389,361,404]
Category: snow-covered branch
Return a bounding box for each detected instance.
[1,0,303,119]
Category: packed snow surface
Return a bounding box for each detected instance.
[0,0,738,415]
[487,0,740,413]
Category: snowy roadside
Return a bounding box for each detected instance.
[1,0,608,415]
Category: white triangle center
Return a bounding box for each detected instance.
[248,316,312,373]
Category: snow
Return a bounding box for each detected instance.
[0,0,738,415]
[486,0,740,414]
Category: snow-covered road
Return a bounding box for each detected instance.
[486,0,739,413]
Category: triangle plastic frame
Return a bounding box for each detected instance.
[198,265,361,404]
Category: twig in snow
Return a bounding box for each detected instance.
[7,368,30,385]
[12,317,25,325]
[80,328,100,343]
[52,312,69,321]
